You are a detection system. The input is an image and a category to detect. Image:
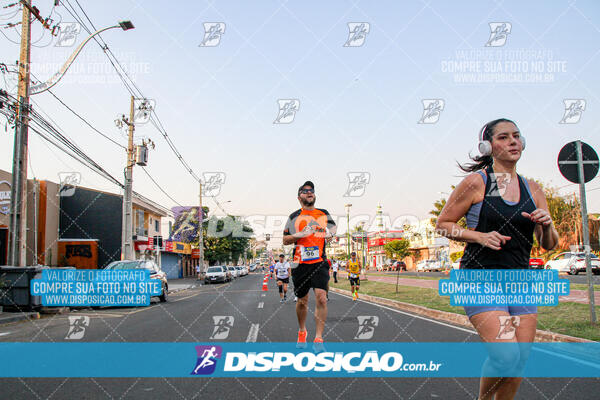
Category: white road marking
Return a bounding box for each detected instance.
[0,332,11,337]
[261,294,266,297]
[246,324,259,342]
[257,302,264,309]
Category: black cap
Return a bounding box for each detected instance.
[279,254,285,257]
[351,252,356,256]
[298,180,314,195]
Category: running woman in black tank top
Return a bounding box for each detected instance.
[436,119,558,400]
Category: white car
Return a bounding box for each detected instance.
[204,266,230,284]
[416,260,441,272]
[227,266,239,278]
[545,252,600,275]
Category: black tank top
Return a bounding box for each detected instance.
[461,166,537,269]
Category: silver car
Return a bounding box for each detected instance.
[204,266,230,284]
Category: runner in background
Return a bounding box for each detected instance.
[274,254,291,302]
[347,252,361,301]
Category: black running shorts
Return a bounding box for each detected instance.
[349,277,360,286]
[276,277,289,284]
[291,261,330,298]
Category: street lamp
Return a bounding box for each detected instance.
[359,221,366,273]
[345,203,352,258]
[30,21,135,95]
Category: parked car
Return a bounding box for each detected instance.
[227,266,239,278]
[105,260,168,302]
[425,259,442,272]
[545,252,600,275]
[236,266,247,276]
[204,266,230,284]
[390,261,407,271]
[529,258,545,269]
[249,264,257,272]
[416,259,442,272]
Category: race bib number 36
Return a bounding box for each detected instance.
[300,246,319,261]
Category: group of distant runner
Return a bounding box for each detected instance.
[267,251,361,304]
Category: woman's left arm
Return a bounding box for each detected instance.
[521,180,559,250]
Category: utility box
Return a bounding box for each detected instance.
[136,145,148,166]
[0,266,43,310]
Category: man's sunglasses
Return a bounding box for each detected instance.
[299,188,314,194]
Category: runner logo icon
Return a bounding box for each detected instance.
[496,316,520,340]
[55,22,81,47]
[355,316,379,340]
[344,172,370,197]
[344,23,370,47]
[418,99,444,124]
[210,316,234,340]
[274,99,300,124]
[191,345,223,375]
[65,316,90,340]
[199,23,226,47]
[559,99,586,124]
[485,22,511,47]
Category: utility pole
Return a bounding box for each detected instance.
[121,95,135,260]
[198,181,205,272]
[8,1,32,266]
[575,141,596,324]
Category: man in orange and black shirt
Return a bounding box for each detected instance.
[283,181,336,351]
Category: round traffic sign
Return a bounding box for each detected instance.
[557,141,599,184]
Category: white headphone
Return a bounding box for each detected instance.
[478,123,526,156]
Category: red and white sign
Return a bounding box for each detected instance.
[192,248,200,259]
[164,241,173,252]
[147,237,154,250]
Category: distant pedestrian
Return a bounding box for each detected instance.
[332,259,339,283]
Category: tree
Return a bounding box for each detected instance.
[429,185,466,228]
[194,215,254,265]
[530,181,581,257]
[384,239,411,260]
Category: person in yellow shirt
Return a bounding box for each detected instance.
[347,252,361,301]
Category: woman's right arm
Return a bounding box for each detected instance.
[436,173,511,250]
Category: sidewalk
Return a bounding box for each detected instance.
[365,274,600,305]
[0,311,40,326]
[167,278,198,293]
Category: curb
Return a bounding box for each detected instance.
[329,287,593,343]
[0,312,40,326]
[168,284,196,294]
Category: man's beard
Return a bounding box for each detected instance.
[301,197,315,207]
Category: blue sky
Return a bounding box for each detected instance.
[1,0,599,228]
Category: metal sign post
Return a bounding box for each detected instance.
[558,140,599,324]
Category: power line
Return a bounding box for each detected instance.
[45,86,126,149]
[140,166,182,207]
[60,1,231,215]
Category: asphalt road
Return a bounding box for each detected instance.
[0,273,597,399]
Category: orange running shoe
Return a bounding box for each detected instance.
[313,337,325,353]
[296,330,307,349]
